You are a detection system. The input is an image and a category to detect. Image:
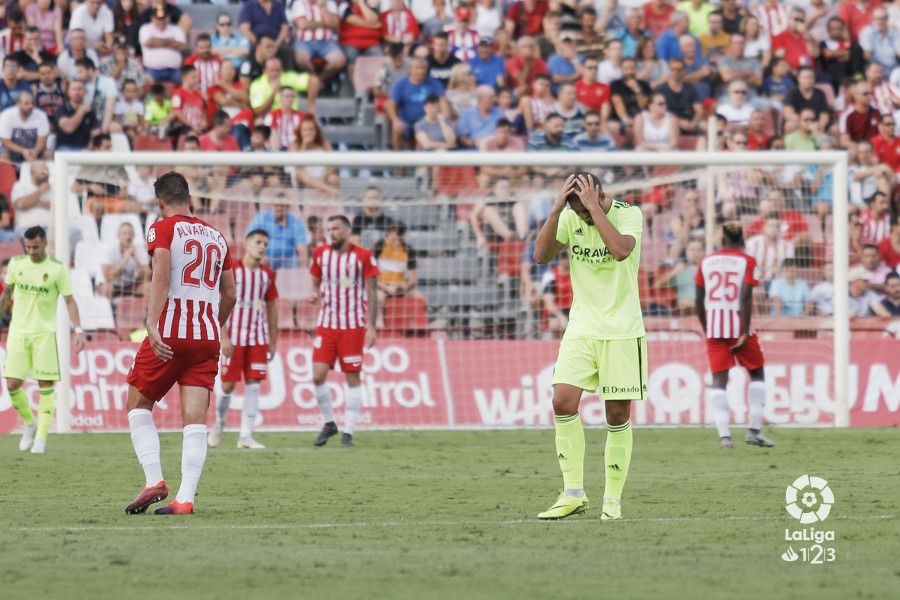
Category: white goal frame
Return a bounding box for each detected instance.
[52,150,851,430]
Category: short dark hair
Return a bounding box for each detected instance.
[424,93,441,105]
[253,125,271,139]
[91,133,111,148]
[38,60,55,70]
[781,257,798,269]
[495,118,512,129]
[122,78,137,88]
[24,226,47,241]
[432,31,449,42]
[861,243,879,253]
[183,135,200,147]
[212,110,230,127]
[154,171,190,206]
[197,33,212,43]
[721,220,744,246]
[181,65,196,77]
[565,172,602,206]
[328,215,352,228]
[4,55,19,67]
[545,112,564,123]
[246,228,269,239]
[886,271,899,283]
[75,57,97,71]
[150,83,165,96]
[584,110,600,120]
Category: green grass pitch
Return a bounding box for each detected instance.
[1,428,897,600]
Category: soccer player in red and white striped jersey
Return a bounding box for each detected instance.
[125,172,237,515]
[308,215,378,448]
[695,222,774,449]
[209,230,279,450]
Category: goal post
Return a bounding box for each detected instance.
[50,149,851,432]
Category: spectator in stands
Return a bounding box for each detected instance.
[880,217,900,270]
[747,216,795,283]
[783,67,830,132]
[55,80,99,152]
[679,33,712,99]
[572,110,616,151]
[143,83,173,138]
[137,0,192,36]
[420,0,453,40]
[445,63,478,118]
[69,0,114,54]
[615,8,650,59]
[771,6,818,70]
[840,81,882,148]
[655,238,704,315]
[263,87,305,150]
[98,222,150,298]
[339,0,382,75]
[818,17,865,93]
[636,36,669,89]
[655,57,701,134]
[534,11,561,60]
[477,118,526,181]
[746,110,770,149]
[506,36,548,96]
[10,160,50,232]
[415,93,457,150]
[33,61,65,125]
[871,271,900,317]
[386,56,446,150]
[185,34,222,95]
[854,242,892,292]
[574,7,603,61]
[291,0,347,86]
[248,125,272,153]
[872,114,899,173]
[112,0,142,50]
[9,27,52,82]
[249,57,320,119]
[170,66,208,137]
[0,56,30,111]
[643,0,675,39]
[127,165,156,213]
[610,58,652,134]
[547,34,582,93]
[74,133,135,221]
[850,141,894,206]
[246,193,309,269]
[848,266,880,317]
[372,222,425,326]
[209,60,248,123]
[374,42,408,104]
[239,35,278,87]
[634,91,679,151]
[101,34,145,90]
[761,56,795,109]
[212,12,250,68]
[200,110,240,152]
[139,6,187,84]
[840,0,882,43]
[473,0,502,40]
[0,9,25,56]
[656,10,695,62]
[859,7,898,71]
[809,261,834,316]
[0,91,48,163]
[76,58,117,134]
[527,112,571,153]
[352,186,395,249]
[469,38,505,89]
[239,0,290,52]
[859,191,893,247]
[747,189,809,242]
[505,0,549,39]
[470,176,527,248]
[784,108,820,151]
[597,39,624,85]
[496,86,521,126]
[25,0,64,55]
[381,0,420,52]
[455,85,501,149]
[57,29,100,82]
[678,0,716,37]
[720,0,748,34]
[864,62,894,116]
[447,6,479,62]
[717,80,754,129]
[699,10,730,64]
[542,250,571,338]
[306,214,326,255]
[291,119,339,195]
[768,258,812,316]
[575,55,610,118]
[427,31,461,92]
[552,82,584,137]
[718,33,762,91]
[518,74,553,132]
[740,14,770,66]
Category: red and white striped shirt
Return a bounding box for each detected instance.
[147,215,232,342]
[754,3,788,37]
[380,8,420,42]
[310,244,379,330]
[263,108,305,149]
[695,249,761,339]
[0,29,24,57]
[447,28,479,62]
[228,263,278,346]
[859,211,892,246]
[185,54,222,94]
[291,0,339,42]
[745,234,795,282]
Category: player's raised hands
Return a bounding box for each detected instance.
[147,328,174,361]
[553,174,577,212]
[573,174,601,210]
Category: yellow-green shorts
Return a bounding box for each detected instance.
[551,336,648,400]
[3,332,60,382]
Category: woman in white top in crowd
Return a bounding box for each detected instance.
[291,119,339,195]
[519,74,555,131]
[445,62,478,119]
[596,38,624,85]
[635,36,668,88]
[741,15,771,66]
[474,0,502,39]
[634,92,680,151]
[717,80,754,129]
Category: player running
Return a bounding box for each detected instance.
[124,172,236,515]
[209,229,279,450]
[695,221,775,449]
[533,173,647,521]
[0,226,85,454]
[309,215,378,448]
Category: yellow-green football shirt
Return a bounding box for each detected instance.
[555,201,645,340]
[5,255,72,335]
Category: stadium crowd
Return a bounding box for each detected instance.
[0,0,899,337]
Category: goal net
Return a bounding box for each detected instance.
[2,149,863,434]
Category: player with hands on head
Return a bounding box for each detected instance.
[695,221,774,449]
[209,229,279,450]
[533,172,647,521]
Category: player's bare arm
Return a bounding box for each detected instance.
[533,175,577,264]
[695,282,707,333]
[308,277,321,304]
[266,299,278,359]
[63,295,86,353]
[573,175,636,261]
[0,283,13,322]
[730,282,753,352]
[218,269,237,327]
[145,249,174,361]
[220,325,234,358]
[365,276,377,349]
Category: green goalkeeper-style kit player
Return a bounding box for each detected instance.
[533,173,647,521]
[1,226,85,453]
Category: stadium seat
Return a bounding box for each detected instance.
[76,295,116,331]
[434,166,479,197]
[74,241,106,281]
[133,135,172,151]
[100,214,143,244]
[383,296,428,337]
[70,268,93,296]
[115,296,147,338]
[418,255,479,284]
[75,214,100,245]
[340,177,419,201]
[404,228,459,255]
[390,203,446,229]
[492,240,527,277]
[352,56,388,96]
[299,98,357,122]
[277,268,312,301]
[322,123,383,148]
[0,240,22,263]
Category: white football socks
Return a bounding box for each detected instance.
[712,389,730,439]
[315,383,334,423]
[748,381,766,432]
[175,424,208,504]
[240,383,260,439]
[128,408,163,487]
[217,393,231,423]
[343,385,363,435]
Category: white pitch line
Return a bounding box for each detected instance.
[9,514,895,533]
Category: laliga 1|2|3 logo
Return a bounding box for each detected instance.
[781,475,837,565]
